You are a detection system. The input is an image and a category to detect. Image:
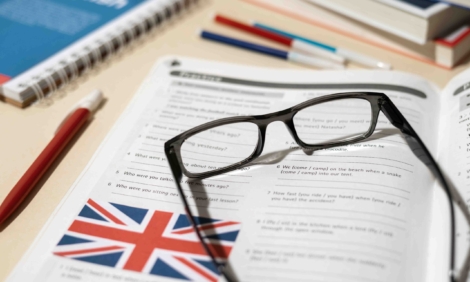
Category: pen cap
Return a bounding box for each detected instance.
[291,40,345,64]
[78,89,104,112]
[288,52,345,70]
[336,48,392,70]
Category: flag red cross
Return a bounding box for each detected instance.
[67,211,231,272]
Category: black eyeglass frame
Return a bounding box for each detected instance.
[164,92,457,282]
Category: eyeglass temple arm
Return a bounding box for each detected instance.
[165,146,230,278]
[380,98,457,282]
[380,98,449,194]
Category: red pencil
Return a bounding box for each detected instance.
[0,90,103,225]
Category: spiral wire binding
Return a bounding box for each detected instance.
[92,41,103,66]
[26,0,195,106]
[69,54,80,81]
[81,47,92,73]
[43,68,58,104]
[57,60,70,86]
[117,29,128,51]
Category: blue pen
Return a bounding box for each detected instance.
[200,30,344,69]
[253,22,391,70]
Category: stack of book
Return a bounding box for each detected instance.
[245,0,470,68]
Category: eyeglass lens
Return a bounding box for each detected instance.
[294,98,373,145]
[180,122,259,174]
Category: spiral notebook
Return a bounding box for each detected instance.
[0,0,195,108]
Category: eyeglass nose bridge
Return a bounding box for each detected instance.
[281,115,324,154]
[250,111,302,160]
[260,109,320,151]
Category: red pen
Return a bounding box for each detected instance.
[0,90,104,225]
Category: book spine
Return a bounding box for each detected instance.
[22,0,196,105]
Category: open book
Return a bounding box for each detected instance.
[7,56,470,282]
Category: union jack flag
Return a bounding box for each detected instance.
[53,199,241,281]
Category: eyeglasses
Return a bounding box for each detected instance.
[164,92,457,282]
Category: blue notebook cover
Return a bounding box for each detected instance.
[0,0,146,85]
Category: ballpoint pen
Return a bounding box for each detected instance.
[200,30,345,70]
[253,22,392,70]
[0,90,104,225]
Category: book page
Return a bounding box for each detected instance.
[9,56,442,282]
[434,68,470,282]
